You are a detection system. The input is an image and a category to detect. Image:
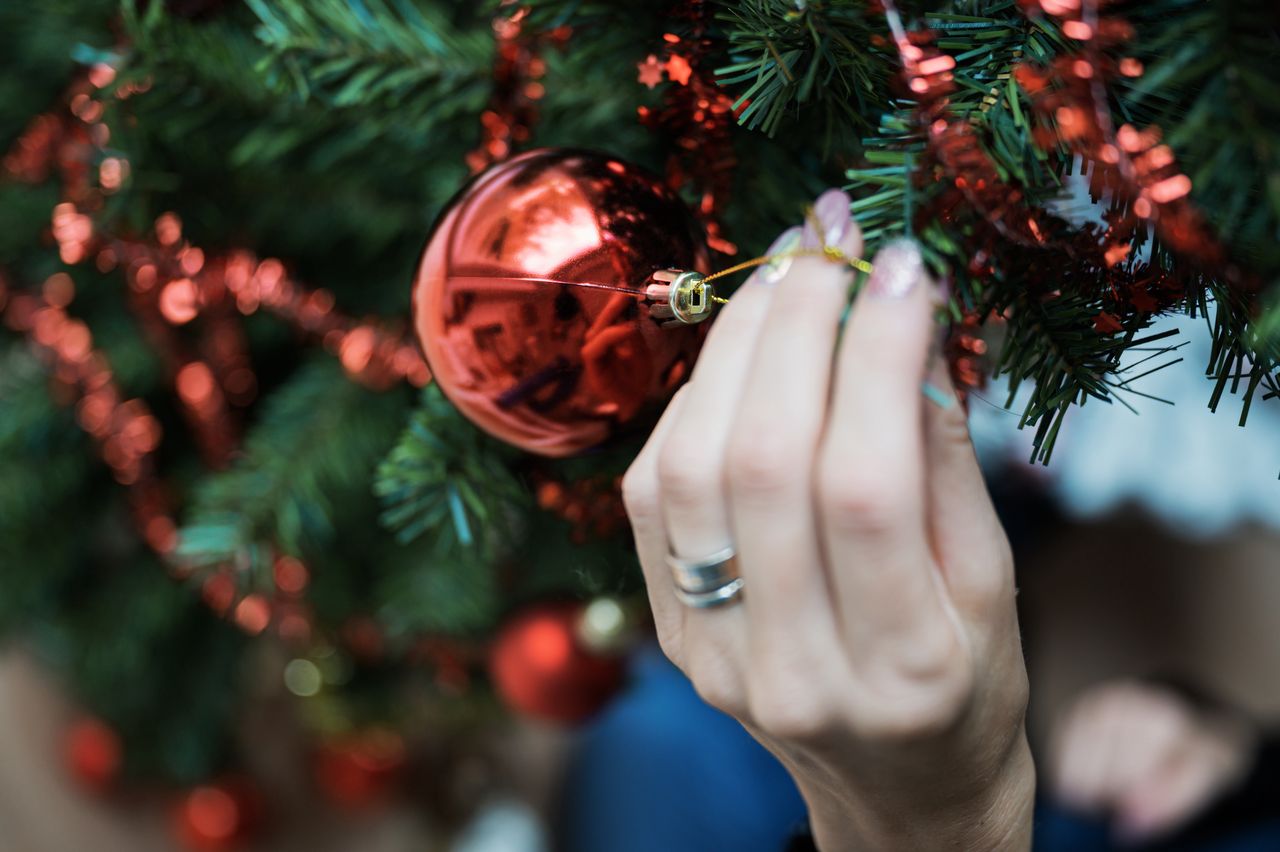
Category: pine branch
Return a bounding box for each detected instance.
[842,6,1202,462]
[374,385,525,555]
[177,359,410,587]
[994,288,1182,463]
[368,386,524,637]
[715,0,892,145]
[1118,0,1280,279]
[244,0,493,128]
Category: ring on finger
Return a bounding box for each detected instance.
[666,546,744,609]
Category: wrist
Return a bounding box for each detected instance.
[802,737,1036,852]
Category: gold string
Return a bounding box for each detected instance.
[702,209,875,305]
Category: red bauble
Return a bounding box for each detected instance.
[413,148,709,456]
[64,717,122,791]
[172,782,261,851]
[489,602,626,724]
[314,729,406,809]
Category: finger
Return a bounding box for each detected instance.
[658,226,797,572]
[922,343,1015,626]
[818,238,951,668]
[725,190,860,689]
[622,386,691,667]
[654,227,797,709]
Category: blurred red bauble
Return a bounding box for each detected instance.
[172,781,262,851]
[314,729,407,809]
[64,717,122,791]
[489,601,626,724]
[413,148,709,456]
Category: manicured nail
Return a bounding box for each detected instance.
[802,189,852,249]
[865,238,924,299]
[757,226,803,285]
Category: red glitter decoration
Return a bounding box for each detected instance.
[874,0,1235,394]
[1015,0,1240,291]
[637,54,665,89]
[0,63,430,644]
[534,473,628,542]
[466,2,569,174]
[637,1,740,256]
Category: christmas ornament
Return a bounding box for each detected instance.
[63,717,122,791]
[313,729,406,809]
[172,781,262,851]
[413,148,710,456]
[489,601,626,723]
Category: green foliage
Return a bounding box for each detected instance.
[375,386,525,554]
[716,0,890,148]
[1119,0,1280,279]
[1116,0,1280,415]
[244,0,493,128]
[839,5,1256,461]
[177,359,411,588]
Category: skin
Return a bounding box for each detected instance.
[1049,679,1256,843]
[622,189,1035,851]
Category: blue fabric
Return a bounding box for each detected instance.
[561,645,807,852]
[562,649,1280,852]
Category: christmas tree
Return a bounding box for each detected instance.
[1,0,1277,842]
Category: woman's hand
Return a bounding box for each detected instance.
[622,190,1034,851]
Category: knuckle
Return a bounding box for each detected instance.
[726,433,802,500]
[816,467,911,536]
[653,622,686,673]
[946,529,1015,619]
[749,692,836,743]
[856,642,975,743]
[747,671,838,742]
[686,649,744,716]
[620,467,658,522]
[898,625,971,684]
[656,445,722,509]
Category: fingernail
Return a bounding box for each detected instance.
[757,227,803,285]
[865,238,924,299]
[802,189,852,249]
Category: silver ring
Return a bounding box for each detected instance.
[674,577,744,609]
[666,546,743,609]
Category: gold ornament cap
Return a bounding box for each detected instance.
[646,269,716,326]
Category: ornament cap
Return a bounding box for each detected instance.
[646,269,716,326]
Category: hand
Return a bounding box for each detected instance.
[622,189,1034,851]
[1049,679,1256,843]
